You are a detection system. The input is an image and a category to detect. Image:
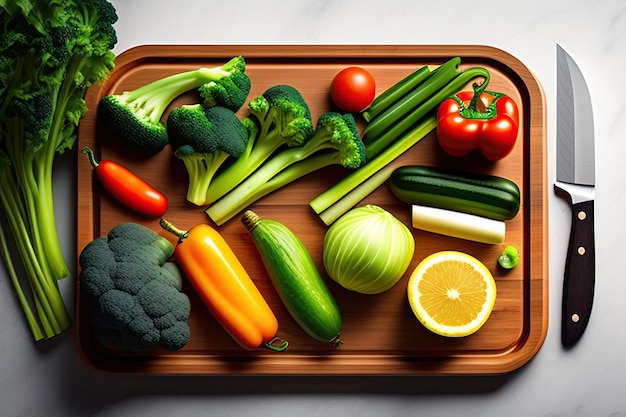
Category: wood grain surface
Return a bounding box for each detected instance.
[74,45,547,375]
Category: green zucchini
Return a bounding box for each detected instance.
[242,210,343,347]
[389,165,521,221]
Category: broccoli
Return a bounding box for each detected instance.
[198,70,251,111]
[166,104,249,206]
[97,56,250,154]
[0,0,117,340]
[79,223,192,352]
[205,111,366,225]
[203,84,315,205]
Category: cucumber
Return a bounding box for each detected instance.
[389,165,521,221]
[242,210,343,347]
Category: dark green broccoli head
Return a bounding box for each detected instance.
[167,104,217,153]
[262,84,312,121]
[247,85,314,148]
[167,104,250,206]
[79,223,191,352]
[204,106,249,157]
[198,71,251,112]
[168,104,248,158]
[97,95,169,153]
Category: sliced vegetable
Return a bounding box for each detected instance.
[82,146,168,217]
[310,63,492,224]
[411,205,505,244]
[407,251,497,337]
[389,165,520,221]
[159,219,288,351]
[437,83,520,161]
[242,210,343,347]
[498,245,520,269]
[330,67,376,113]
[323,205,414,294]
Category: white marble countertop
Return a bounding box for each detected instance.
[1,0,625,415]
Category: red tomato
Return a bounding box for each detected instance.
[330,67,376,113]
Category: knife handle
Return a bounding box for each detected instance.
[562,199,595,347]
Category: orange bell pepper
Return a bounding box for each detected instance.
[160,219,288,351]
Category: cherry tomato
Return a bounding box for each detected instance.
[330,67,376,113]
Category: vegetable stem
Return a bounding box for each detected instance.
[0,217,45,340]
[159,219,189,242]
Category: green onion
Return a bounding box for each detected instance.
[362,65,433,122]
[362,56,461,147]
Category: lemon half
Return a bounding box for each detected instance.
[407,251,497,337]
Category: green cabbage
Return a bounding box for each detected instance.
[322,205,415,294]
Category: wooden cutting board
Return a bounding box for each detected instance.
[75,44,547,375]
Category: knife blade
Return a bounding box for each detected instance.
[555,44,596,347]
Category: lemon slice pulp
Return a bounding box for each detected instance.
[407,251,497,337]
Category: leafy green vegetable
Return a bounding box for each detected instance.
[0,0,118,340]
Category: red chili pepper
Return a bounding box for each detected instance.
[436,83,520,161]
[82,146,168,217]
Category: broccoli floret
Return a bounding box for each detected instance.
[199,71,251,112]
[203,84,314,205]
[205,111,366,225]
[167,104,249,206]
[79,223,192,352]
[97,56,250,154]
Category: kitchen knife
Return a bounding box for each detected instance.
[555,44,596,347]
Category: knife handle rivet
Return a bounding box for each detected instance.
[572,313,580,323]
[577,211,587,221]
[578,246,586,255]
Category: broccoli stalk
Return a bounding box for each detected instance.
[98,56,250,154]
[167,104,249,206]
[0,0,118,340]
[205,112,366,226]
[203,85,314,205]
